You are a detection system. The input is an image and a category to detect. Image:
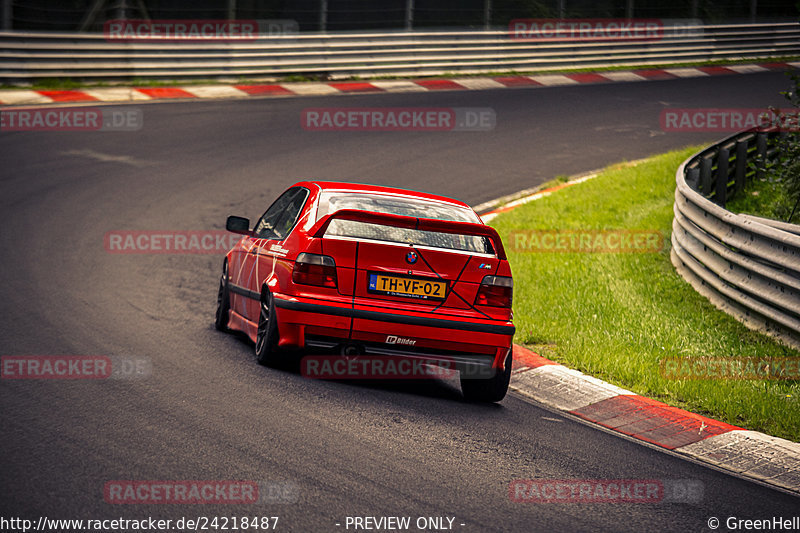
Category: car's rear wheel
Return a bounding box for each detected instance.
[214,261,230,332]
[460,347,512,403]
[255,289,280,366]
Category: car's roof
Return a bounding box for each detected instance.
[293,180,474,211]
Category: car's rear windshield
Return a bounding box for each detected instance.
[316,191,493,254]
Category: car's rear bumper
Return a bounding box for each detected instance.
[275,298,515,335]
[273,295,514,370]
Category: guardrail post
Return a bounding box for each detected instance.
[756,132,768,181]
[484,0,492,29]
[320,0,327,32]
[700,156,713,196]
[116,0,128,20]
[686,166,700,190]
[1,0,11,30]
[716,146,730,206]
[734,140,748,197]
[405,0,414,30]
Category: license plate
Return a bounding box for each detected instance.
[368,273,447,300]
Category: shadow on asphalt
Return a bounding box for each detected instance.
[223,327,505,408]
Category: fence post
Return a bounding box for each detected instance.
[406,0,414,30]
[734,139,748,197]
[484,0,492,29]
[686,166,700,191]
[756,132,768,181]
[1,0,11,30]
[117,0,128,20]
[700,156,713,196]
[319,0,327,31]
[716,146,730,206]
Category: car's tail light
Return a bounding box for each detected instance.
[475,275,513,308]
[293,253,337,288]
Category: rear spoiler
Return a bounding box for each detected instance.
[308,209,506,260]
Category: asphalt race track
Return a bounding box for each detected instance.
[1,72,798,532]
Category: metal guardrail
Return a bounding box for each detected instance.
[1,22,799,81]
[671,129,800,350]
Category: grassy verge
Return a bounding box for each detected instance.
[726,173,797,223]
[489,147,799,441]
[2,55,797,90]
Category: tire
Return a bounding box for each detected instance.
[460,347,512,403]
[214,261,231,332]
[255,289,281,367]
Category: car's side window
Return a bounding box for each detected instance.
[254,187,309,240]
[272,188,309,238]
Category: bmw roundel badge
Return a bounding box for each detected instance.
[406,251,418,264]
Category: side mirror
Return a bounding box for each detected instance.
[226,215,254,236]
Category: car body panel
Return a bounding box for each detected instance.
[220,181,514,371]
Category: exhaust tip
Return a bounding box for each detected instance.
[340,343,365,357]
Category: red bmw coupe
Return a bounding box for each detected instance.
[215,181,515,402]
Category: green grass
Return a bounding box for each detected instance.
[490,148,800,441]
[726,174,797,223]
